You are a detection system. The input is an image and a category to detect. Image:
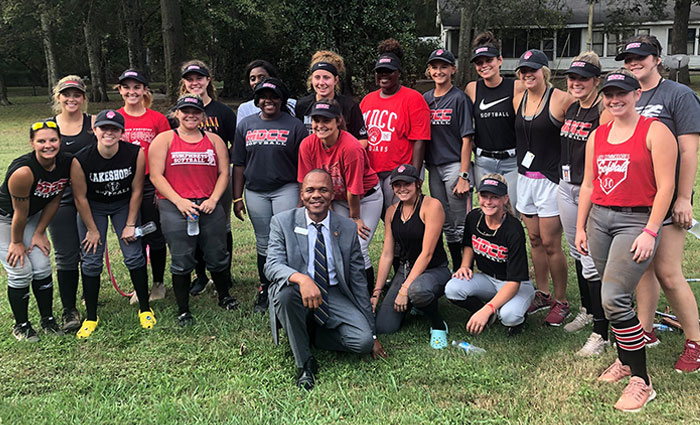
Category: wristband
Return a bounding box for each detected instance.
[486,303,495,314]
[351,216,361,220]
[233,197,244,203]
[126,224,136,227]
[642,228,658,238]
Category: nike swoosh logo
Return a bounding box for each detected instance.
[479,97,509,110]
[65,141,75,145]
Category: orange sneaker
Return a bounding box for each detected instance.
[614,376,656,412]
[597,358,631,383]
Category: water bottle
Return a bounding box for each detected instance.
[688,219,700,240]
[653,323,673,332]
[133,221,157,238]
[452,340,486,355]
[187,214,199,236]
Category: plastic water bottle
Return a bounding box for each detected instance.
[133,221,157,238]
[452,340,486,355]
[187,214,199,236]
[653,323,673,332]
[688,219,700,240]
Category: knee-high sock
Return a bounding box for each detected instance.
[194,244,207,279]
[447,242,463,272]
[210,269,232,301]
[171,274,191,315]
[365,266,375,296]
[421,297,446,330]
[8,286,30,324]
[81,273,101,321]
[31,276,54,319]
[257,254,270,286]
[612,317,648,384]
[574,260,592,312]
[449,296,485,314]
[148,247,167,284]
[587,278,608,340]
[226,231,233,273]
[57,269,79,312]
[129,265,150,312]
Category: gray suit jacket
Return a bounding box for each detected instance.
[264,207,376,344]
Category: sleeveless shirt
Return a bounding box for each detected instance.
[473,78,516,151]
[391,195,448,268]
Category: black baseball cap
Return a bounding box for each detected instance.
[254,78,284,98]
[94,109,125,130]
[477,177,508,196]
[470,46,500,62]
[175,95,205,112]
[310,101,341,119]
[516,49,549,71]
[118,69,148,86]
[390,164,420,184]
[374,54,401,72]
[564,60,601,78]
[427,48,455,65]
[600,72,641,92]
[615,41,659,61]
[181,64,210,78]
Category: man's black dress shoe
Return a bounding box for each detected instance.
[296,356,318,390]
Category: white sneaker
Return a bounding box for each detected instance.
[576,332,609,357]
[564,307,593,333]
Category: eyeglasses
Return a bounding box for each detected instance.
[31,121,58,131]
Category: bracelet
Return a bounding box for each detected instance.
[370,294,379,299]
[126,224,136,227]
[642,228,658,238]
[233,197,244,203]
[351,216,361,220]
[486,303,495,314]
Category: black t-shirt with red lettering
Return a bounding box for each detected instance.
[232,112,307,192]
[462,208,528,282]
[559,101,600,185]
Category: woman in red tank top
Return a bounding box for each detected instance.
[149,95,239,326]
[575,69,677,412]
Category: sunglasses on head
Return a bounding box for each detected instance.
[31,121,58,131]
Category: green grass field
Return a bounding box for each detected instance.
[0,91,699,424]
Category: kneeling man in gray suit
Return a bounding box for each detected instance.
[264,169,387,390]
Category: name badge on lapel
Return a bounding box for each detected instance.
[294,226,309,235]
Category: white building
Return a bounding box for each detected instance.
[437,0,700,71]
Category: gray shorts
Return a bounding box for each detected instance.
[0,213,53,288]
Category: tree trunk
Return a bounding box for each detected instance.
[671,0,691,85]
[161,0,185,102]
[456,0,479,89]
[121,0,148,76]
[84,2,109,102]
[0,71,10,106]
[39,9,58,97]
[587,1,594,51]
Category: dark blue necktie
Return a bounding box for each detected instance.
[312,223,330,325]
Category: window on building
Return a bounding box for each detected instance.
[668,28,696,55]
[592,31,604,56]
[607,30,635,57]
[500,29,555,58]
[557,29,582,57]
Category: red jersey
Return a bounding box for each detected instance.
[298,131,378,201]
[159,131,219,200]
[119,108,170,174]
[591,116,657,207]
[360,86,431,173]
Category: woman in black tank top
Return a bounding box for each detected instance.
[372,164,451,349]
[465,31,524,206]
[512,49,575,327]
[47,75,96,333]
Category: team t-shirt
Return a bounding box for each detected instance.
[297,130,378,200]
[636,79,700,137]
[201,100,237,147]
[236,99,298,125]
[232,112,306,192]
[118,108,169,174]
[0,152,71,217]
[360,86,431,173]
[295,93,368,141]
[74,141,141,203]
[462,209,529,282]
[423,86,474,166]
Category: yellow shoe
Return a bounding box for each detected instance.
[76,318,99,339]
[139,309,157,329]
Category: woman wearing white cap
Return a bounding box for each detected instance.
[444,174,534,337]
[575,69,676,412]
[424,47,474,271]
[512,49,575,327]
[617,34,700,372]
[558,53,612,356]
[295,51,367,145]
[179,60,236,296]
[47,75,97,333]
[116,69,169,304]
[465,31,524,207]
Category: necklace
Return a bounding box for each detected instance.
[477,210,506,237]
[400,194,421,223]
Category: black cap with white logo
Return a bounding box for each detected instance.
[470,46,500,62]
[564,60,601,78]
[615,41,659,61]
[477,177,508,196]
[374,53,401,72]
[600,72,641,92]
[181,64,210,78]
[118,69,148,86]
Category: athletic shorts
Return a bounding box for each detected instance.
[516,174,559,218]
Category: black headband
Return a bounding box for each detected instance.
[311,62,338,76]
